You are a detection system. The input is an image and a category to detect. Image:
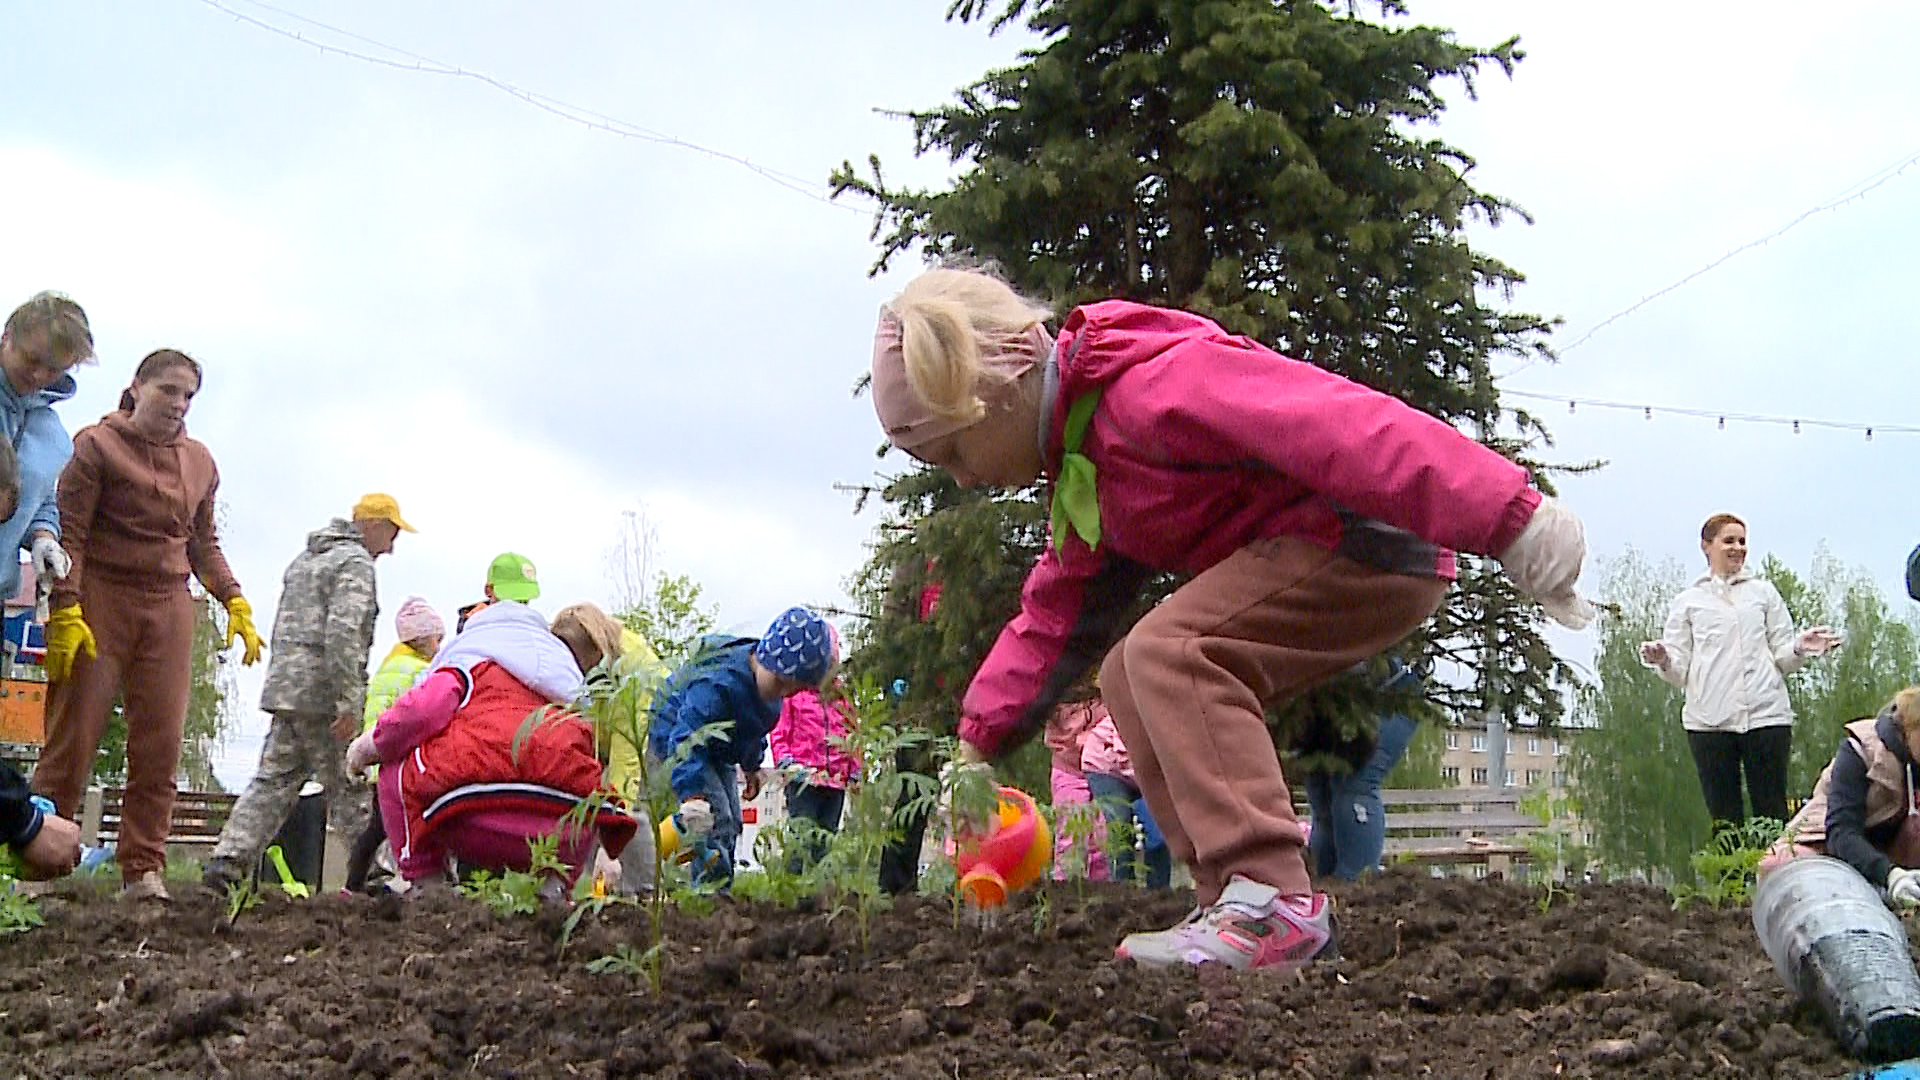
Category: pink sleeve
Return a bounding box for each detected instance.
[1145,336,1540,555]
[371,669,464,761]
[1079,715,1133,780]
[767,697,801,764]
[960,543,1118,758]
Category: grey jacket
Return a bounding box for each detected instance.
[259,519,379,718]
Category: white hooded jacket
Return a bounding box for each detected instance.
[427,600,583,705]
[1650,566,1807,733]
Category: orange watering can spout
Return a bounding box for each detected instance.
[953,786,1052,908]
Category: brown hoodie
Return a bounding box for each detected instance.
[53,411,240,608]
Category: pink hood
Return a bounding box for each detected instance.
[960,300,1540,756]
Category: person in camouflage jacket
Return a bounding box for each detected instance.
[203,494,414,890]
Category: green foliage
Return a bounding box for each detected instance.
[455,867,540,918]
[0,849,43,936]
[1760,549,1920,796]
[836,0,1579,771]
[1670,819,1781,911]
[224,878,261,927]
[1384,718,1452,789]
[1520,786,1588,906]
[620,573,719,669]
[585,943,652,978]
[1568,550,1711,883]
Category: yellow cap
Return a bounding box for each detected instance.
[351,492,416,533]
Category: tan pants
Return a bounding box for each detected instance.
[1100,536,1447,906]
[32,573,195,882]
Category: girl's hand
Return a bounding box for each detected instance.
[1639,641,1670,669]
[1795,626,1844,658]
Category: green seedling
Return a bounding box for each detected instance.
[1671,817,1781,911]
[586,942,653,977]
[264,845,310,899]
[0,850,45,936]
[224,879,262,927]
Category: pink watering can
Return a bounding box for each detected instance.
[953,786,1052,908]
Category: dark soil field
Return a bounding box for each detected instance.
[0,869,1875,1078]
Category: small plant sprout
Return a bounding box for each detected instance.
[224,879,262,928]
[0,850,45,935]
[586,943,651,977]
[1672,818,1782,911]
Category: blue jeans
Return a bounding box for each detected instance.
[1304,712,1417,881]
[681,763,743,890]
[1085,772,1172,890]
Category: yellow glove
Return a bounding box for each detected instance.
[224,596,264,666]
[44,605,96,684]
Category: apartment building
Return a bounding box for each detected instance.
[1437,721,1572,791]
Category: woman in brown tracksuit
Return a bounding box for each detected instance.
[31,349,263,901]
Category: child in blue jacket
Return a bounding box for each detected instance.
[648,607,836,888]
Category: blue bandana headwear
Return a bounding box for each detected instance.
[754,607,835,687]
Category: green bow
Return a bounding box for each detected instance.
[1050,388,1103,553]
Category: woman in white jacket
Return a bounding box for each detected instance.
[1640,513,1842,827]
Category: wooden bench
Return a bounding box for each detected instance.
[81,786,238,854]
[1298,787,1540,874]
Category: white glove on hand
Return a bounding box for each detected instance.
[1794,626,1844,658]
[1639,641,1671,669]
[29,535,70,581]
[344,731,378,774]
[1887,867,1920,909]
[1496,496,1597,631]
[676,798,714,842]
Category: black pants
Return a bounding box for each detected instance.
[1687,726,1793,828]
[783,781,846,870]
[343,809,387,893]
[879,744,933,895]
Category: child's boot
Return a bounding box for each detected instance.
[1115,874,1334,972]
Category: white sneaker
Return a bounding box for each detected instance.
[1115,875,1334,971]
[121,871,172,904]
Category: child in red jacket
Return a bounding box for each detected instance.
[870,267,1593,972]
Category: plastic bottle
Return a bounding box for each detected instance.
[953,786,1053,908]
[1752,855,1920,1062]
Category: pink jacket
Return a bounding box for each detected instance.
[960,301,1541,756]
[768,688,859,790]
[1043,699,1108,776]
[1080,716,1132,781]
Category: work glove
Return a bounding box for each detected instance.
[1887,867,1920,909]
[223,596,264,666]
[44,604,96,684]
[1496,496,1597,631]
[675,798,714,843]
[28,534,69,581]
[344,731,378,774]
[1794,626,1844,658]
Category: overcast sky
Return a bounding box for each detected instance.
[2,2,1914,788]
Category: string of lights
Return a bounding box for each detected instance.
[1501,145,1920,380]
[194,0,860,212]
[1501,389,1920,441]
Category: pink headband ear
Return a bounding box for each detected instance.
[870,305,1050,454]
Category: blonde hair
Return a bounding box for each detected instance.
[551,603,626,672]
[3,291,94,368]
[1895,687,1920,735]
[889,267,1052,425]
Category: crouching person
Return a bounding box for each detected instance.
[346,599,635,893]
[1763,688,1920,906]
[648,607,836,891]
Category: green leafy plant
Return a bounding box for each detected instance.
[456,866,542,917]
[586,942,652,977]
[1671,818,1782,911]
[1520,788,1590,912]
[0,850,43,936]
[1050,800,1101,898]
[224,879,261,928]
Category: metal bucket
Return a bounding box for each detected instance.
[1753,855,1920,1062]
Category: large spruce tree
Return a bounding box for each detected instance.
[836,0,1576,754]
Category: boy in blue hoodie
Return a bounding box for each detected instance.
[648,607,835,888]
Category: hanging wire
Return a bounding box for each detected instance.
[1501,145,1920,380]
[1502,389,1920,440]
[194,0,861,212]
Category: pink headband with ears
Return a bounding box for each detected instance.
[870,305,1050,454]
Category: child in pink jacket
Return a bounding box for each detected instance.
[768,683,859,866]
[870,267,1593,972]
[1044,696,1110,881]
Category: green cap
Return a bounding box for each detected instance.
[487,552,540,602]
